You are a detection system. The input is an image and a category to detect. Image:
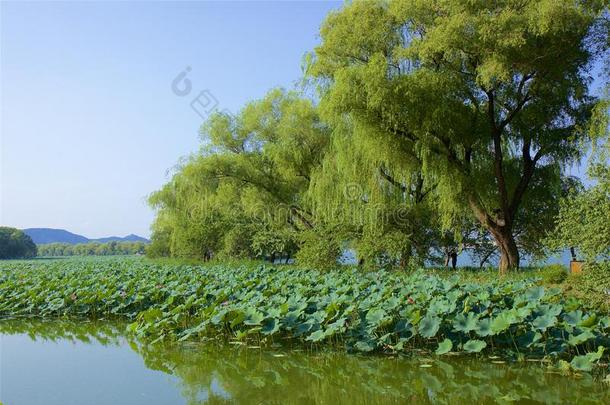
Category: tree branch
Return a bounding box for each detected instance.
[486,90,510,223]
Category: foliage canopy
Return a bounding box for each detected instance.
[0,227,37,259]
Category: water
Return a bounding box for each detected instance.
[0,319,608,404]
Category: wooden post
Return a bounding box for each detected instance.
[569,261,584,274]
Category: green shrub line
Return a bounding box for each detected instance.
[0,258,608,374]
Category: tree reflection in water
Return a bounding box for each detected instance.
[1,319,608,404]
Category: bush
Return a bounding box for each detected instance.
[539,264,569,284]
[295,227,342,270]
[565,262,610,313]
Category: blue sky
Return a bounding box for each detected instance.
[0,1,605,239]
[1,0,341,238]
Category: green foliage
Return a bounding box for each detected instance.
[539,264,569,284]
[145,1,608,272]
[4,318,610,404]
[435,338,453,355]
[4,319,609,404]
[0,227,37,259]
[570,346,605,372]
[565,262,610,312]
[307,0,608,271]
[545,125,610,260]
[37,241,147,257]
[148,89,329,263]
[1,257,608,370]
[547,186,610,261]
[463,340,487,354]
[293,226,343,270]
[250,227,297,262]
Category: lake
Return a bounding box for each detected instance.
[0,319,607,404]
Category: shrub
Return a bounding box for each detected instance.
[565,262,610,313]
[295,227,342,270]
[539,264,569,285]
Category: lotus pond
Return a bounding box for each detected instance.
[0,257,609,401]
[1,319,609,404]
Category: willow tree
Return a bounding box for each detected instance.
[308,117,444,269]
[308,0,608,272]
[148,89,329,260]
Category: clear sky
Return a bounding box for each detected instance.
[1,0,342,238]
[0,1,605,240]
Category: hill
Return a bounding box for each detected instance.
[23,228,149,245]
[93,234,149,243]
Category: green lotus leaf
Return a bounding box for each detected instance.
[475,318,492,337]
[354,340,376,352]
[453,312,478,333]
[568,330,595,346]
[524,286,545,301]
[518,330,542,348]
[326,317,346,333]
[281,311,300,328]
[418,314,441,338]
[463,339,487,353]
[514,306,532,321]
[141,308,163,322]
[295,321,314,336]
[428,298,452,315]
[532,313,557,331]
[261,317,279,335]
[435,338,453,355]
[244,310,265,326]
[394,319,410,333]
[384,296,400,310]
[366,308,386,325]
[563,310,583,326]
[578,314,597,328]
[570,346,604,373]
[490,311,515,334]
[305,329,325,342]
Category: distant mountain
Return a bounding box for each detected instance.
[23,228,149,245]
[23,228,90,245]
[93,234,149,243]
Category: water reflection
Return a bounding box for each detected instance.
[1,319,608,404]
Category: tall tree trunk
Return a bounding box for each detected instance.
[468,197,520,273]
[489,227,519,274]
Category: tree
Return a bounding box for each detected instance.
[0,227,37,259]
[36,241,147,257]
[148,89,330,261]
[308,0,608,272]
[546,97,610,260]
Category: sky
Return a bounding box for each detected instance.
[0,0,342,238]
[0,1,606,240]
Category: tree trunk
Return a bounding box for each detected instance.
[468,197,520,273]
[479,249,494,268]
[490,228,519,274]
[570,247,577,261]
[400,244,412,270]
